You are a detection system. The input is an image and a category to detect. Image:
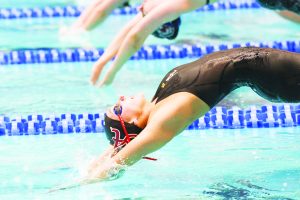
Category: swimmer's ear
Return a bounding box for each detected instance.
[131,118,139,125]
[132,115,148,129]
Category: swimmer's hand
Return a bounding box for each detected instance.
[90,62,117,87]
[48,169,125,193]
[90,60,105,86]
[86,158,126,181]
[48,182,82,193]
[97,71,115,87]
[48,146,122,193]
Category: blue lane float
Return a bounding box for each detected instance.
[0,104,300,136]
[0,40,299,65]
[0,0,260,19]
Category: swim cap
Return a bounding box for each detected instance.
[118,1,129,8]
[152,17,181,40]
[104,114,143,149]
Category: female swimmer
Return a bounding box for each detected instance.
[81,47,300,183]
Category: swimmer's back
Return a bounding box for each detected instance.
[152,47,300,107]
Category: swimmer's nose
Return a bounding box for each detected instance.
[116,96,125,105]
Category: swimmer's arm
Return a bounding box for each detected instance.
[73,0,128,31]
[86,145,115,173]
[90,13,143,85]
[77,103,190,183]
[51,94,209,188]
[278,10,300,23]
[97,0,212,85]
[113,93,209,166]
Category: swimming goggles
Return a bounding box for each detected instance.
[113,104,157,161]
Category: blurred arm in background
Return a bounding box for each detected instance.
[60,0,129,35]
[90,0,218,86]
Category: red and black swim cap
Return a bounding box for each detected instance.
[104,114,143,149]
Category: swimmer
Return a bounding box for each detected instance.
[82,47,300,185]
[257,0,300,23]
[90,0,217,86]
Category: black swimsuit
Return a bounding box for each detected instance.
[257,0,300,14]
[152,47,300,108]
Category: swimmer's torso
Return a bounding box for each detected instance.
[152,47,300,107]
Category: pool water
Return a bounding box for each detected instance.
[0,0,75,8]
[0,9,299,50]
[0,128,300,199]
[0,0,140,8]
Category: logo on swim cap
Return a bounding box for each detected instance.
[104,113,143,148]
[110,127,138,149]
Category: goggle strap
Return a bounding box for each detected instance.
[115,108,157,161]
[142,156,158,161]
[117,115,131,144]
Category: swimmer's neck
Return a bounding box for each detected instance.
[138,99,156,128]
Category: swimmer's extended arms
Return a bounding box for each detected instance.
[48,123,175,193]
[49,93,209,191]
[48,145,115,192]
[90,0,216,86]
[49,126,173,193]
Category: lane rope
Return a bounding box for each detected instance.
[1,40,299,65]
[1,104,300,136]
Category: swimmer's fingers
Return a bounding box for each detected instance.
[96,69,115,87]
[47,182,81,193]
[97,76,114,88]
[90,62,106,85]
[48,163,125,192]
[47,177,101,193]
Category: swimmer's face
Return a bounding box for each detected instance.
[106,93,146,123]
